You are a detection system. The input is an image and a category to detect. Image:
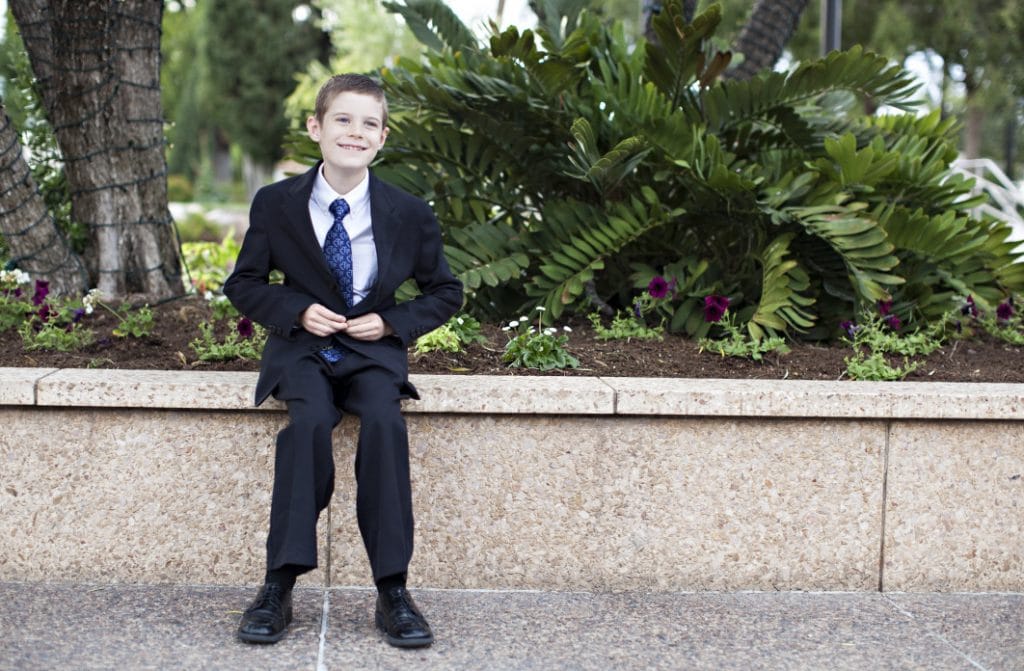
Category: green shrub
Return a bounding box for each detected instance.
[167,174,195,202]
[285,0,1023,340]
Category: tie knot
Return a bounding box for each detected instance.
[329,198,350,220]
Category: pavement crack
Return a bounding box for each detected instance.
[316,589,330,671]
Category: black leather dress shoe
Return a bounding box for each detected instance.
[237,583,293,644]
[375,585,434,648]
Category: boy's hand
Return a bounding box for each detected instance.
[301,304,348,336]
[345,313,393,341]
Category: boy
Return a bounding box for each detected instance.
[223,73,462,648]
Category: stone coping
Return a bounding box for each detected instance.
[2,366,1022,419]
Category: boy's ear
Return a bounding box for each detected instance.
[306,115,321,141]
[381,126,390,144]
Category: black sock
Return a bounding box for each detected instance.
[376,573,406,594]
[265,565,298,591]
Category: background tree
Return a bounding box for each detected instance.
[283,0,422,127]
[6,0,182,300]
[786,0,1024,174]
[0,101,86,293]
[203,0,330,196]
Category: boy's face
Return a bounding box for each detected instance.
[306,91,389,179]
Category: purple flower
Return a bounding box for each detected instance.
[236,317,254,339]
[633,298,643,319]
[647,276,669,299]
[840,320,858,337]
[884,314,902,331]
[32,280,49,306]
[961,295,979,318]
[72,308,86,323]
[877,299,893,316]
[703,295,730,323]
[37,303,51,322]
[997,301,1014,321]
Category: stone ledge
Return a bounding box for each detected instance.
[3,367,1023,419]
[0,367,57,405]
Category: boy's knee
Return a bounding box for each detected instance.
[287,398,341,432]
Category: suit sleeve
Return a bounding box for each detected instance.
[377,205,464,346]
[223,189,317,337]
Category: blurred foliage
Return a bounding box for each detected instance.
[181,234,242,294]
[174,212,224,243]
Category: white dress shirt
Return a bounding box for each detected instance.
[308,168,378,305]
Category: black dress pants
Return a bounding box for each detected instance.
[265,350,414,582]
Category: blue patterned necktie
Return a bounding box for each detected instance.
[324,198,354,306]
[319,198,353,363]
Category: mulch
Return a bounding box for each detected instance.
[2,296,1023,383]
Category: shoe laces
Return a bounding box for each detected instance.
[255,583,287,611]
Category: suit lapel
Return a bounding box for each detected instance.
[355,172,398,313]
[282,162,336,285]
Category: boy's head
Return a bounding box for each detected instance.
[313,73,389,127]
[307,73,390,186]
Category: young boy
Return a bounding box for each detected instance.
[224,73,462,647]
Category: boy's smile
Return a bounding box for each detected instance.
[306,91,389,193]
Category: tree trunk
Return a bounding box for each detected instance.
[962,98,984,161]
[725,0,811,81]
[962,75,983,160]
[0,104,88,294]
[1005,107,1018,181]
[10,0,183,301]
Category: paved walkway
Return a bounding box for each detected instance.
[2,583,1021,670]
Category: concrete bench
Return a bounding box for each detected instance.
[1,367,1021,591]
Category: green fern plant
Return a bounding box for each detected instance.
[287,0,1024,338]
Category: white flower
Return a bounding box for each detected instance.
[0,269,30,286]
[501,326,511,332]
[544,327,557,335]
[508,320,520,328]
[563,326,573,333]
[456,317,464,325]
[535,306,546,312]
[204,290,214,301]
[81,288,103,314]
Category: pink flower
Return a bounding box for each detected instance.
[647,276,669,299]
[703,295,730,323]
[884,314,901,331]
[236,317,254,339]
[32,280,49,306]
[878,299,893,316]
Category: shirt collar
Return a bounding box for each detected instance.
[312,166,370,214]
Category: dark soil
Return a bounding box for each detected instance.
[2,296,1023,383]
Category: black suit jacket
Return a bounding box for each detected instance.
[223,164,463,406]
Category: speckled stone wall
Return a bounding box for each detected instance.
[364,415,887,591]
[883,421,1024,591]
[3,368,1022,591]
[0,406,886,590]
[0,408,326,587]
